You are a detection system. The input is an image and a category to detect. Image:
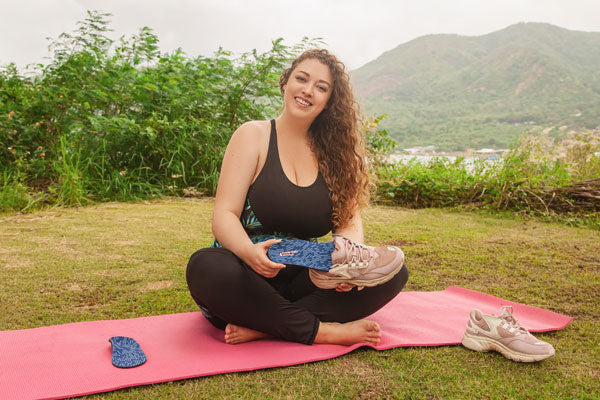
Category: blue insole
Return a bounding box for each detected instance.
[109,336,146,368]
[267,240,334,271]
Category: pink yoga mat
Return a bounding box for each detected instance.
[0,287,572,400]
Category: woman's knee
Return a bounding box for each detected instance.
[186,248,246,297]
[186,249,209,288]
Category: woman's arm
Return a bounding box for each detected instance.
[332,209,364,244]
[212,122,285,278]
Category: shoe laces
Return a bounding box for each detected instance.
[340,239,375,269]
[498,306,529,335]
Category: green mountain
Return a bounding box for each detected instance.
[351,22,600,151]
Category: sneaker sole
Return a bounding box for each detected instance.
[267,240,335,271]
[309,251,405,289]
[461,331,555,362]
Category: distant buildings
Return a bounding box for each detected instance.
[399,146,507,158]
[474,148,507,158]
[402,146,437,154]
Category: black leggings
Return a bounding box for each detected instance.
[186,247,409,345]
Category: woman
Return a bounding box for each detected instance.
[186,49,408,346]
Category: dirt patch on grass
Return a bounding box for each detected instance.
[74,304,101,311]
[333,356,389,398]
[67,284,120,309]
[67,283,83,292]
[381,239,420,247]
[55,242,84,256]
[114,240,141,247]
[1,260,32,268]
[143,280,175,292]
[93,269,121,277]
[0,212,62,223]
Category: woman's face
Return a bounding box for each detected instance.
[282,58,333,121]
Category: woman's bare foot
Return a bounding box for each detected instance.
[314,320,381,346]
[224,323,271,344]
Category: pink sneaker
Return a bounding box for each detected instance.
[308,236,405,289]
[461,306,555,362]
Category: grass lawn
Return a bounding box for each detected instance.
[1,198,598,399]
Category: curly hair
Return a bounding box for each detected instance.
[279,49,370,229]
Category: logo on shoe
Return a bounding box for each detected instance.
[279,250,299,256]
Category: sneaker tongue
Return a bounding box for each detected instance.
[331,237,372,265]
[499,307,528,334]
[331,236,347,264]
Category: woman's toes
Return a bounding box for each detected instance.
[368,321,380,332]
[225,324,238,343]
[368,330,381,338]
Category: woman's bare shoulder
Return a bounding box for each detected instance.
[233,120,270,139]
[228,120,270,153]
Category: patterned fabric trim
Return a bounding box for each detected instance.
[210,197,318,248]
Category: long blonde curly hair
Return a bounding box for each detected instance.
[279,49,370,229]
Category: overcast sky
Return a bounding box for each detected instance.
[1,0,599,71]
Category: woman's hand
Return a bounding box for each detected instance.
[335,283,365,292]
[241,239,286,278]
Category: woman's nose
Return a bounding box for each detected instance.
[301,84,313,97]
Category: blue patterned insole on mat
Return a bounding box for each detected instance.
[109,336,147,368]
[267,240,334,271]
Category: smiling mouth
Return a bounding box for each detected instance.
[295,97,312,106]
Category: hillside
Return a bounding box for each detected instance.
[351,23,600,151]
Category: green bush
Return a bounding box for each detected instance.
[0,170,43,212]
[375,126,600,220]
[1,10,316,211]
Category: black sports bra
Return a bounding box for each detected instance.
[211,120,333,248]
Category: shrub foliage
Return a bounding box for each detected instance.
[1,11,314,210]
[375,127,600,226]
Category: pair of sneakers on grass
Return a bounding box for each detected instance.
[269,236,555,363]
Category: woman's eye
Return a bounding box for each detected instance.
[296,76,306,82]
[318,86,328,92]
